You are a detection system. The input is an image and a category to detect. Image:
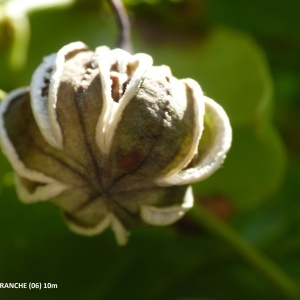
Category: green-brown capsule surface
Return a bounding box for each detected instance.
[0,42,232,245]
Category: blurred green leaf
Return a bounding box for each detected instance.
[0,198,290,300]
[206,0,300,43]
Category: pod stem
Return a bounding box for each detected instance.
[107,0,132,53]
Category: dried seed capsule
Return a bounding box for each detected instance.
[0,42,232,245]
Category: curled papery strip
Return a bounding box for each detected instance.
[140,186,194,225]
[31,41,89,149]
[30,53,57,148]
[65,213,111,237]
[49,41,89,148]
[110,214,130,245]
[155,78,205,179]
[0,88,60,184]
[156,96,232,186]
[15,174,68,203]
[65,212,129,245]
[95,47,153,155]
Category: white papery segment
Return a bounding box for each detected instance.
[156,96,232,186]
[110,214,130,245]
[94,46,114,155]
[46,41,88,149]
[95,47,153,155]
[15,174,68,203]
[156,78,205,179]
[140,186,194,226]
[66,213,111,237]
[65,212,129,245]
[0,87,62,184]
[30,53,58,148]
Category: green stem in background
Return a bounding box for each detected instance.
[0,89,7,101]
[189,203,300,300]
[7,12,30,71]
[0,0,75,71]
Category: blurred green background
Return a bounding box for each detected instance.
[0,0,300,299]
